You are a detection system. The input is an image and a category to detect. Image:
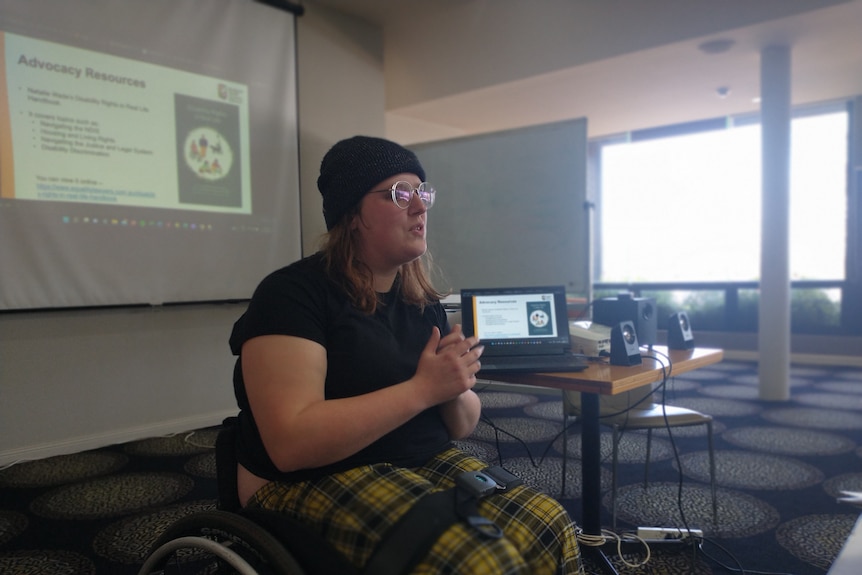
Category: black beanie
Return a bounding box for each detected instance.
[317,135,426,230]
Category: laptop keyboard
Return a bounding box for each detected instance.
[479,354,589,373]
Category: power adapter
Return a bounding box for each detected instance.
[636,527,704,540]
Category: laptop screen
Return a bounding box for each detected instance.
[460,285,572,357]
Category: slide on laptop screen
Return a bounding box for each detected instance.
[460,285,588,374]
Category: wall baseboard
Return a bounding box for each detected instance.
[669,331,862,367]
[0,409,238,468]
[721,349,862,367]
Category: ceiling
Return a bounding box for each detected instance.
[308,0,862,140]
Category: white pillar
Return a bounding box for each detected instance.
[758,45,791,401]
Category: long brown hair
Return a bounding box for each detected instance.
[320,206,446,314]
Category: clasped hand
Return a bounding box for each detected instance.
[415,324,484,405]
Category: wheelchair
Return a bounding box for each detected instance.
[139,419,521,575]
[138,418,360,575]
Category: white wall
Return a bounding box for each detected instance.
[0,305,242,464]
[0,3,387,466]
[296,3,385,253]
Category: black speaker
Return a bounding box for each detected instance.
[593,293,657,346]
[668,311,695,350]
[610,321,642,366]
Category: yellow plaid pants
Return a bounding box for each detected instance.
[249,447,583,574]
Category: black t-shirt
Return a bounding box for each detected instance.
[229,253,452,482]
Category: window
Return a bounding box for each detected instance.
[595,106,849,284]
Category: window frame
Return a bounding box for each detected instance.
[588,98,861,334]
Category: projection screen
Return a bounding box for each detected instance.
[0,0,301,310]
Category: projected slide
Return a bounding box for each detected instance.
[0,0,301,311]
[0,32,251,213]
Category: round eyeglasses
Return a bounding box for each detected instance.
[370,181,435,209]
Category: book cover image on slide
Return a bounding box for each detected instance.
[526,300,554,336]
[175,93,242,208]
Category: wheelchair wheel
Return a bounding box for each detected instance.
[138,509,307,575]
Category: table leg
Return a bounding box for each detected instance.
[580,392,602,535]
[580,392,619,575]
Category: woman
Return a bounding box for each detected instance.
[229,136,583,574]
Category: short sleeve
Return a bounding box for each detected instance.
[229,256,334,355]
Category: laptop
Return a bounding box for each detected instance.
[460,285,589,374]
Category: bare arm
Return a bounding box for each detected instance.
[439,391,482,440]
[436,324,482,439]
[242,326,483,472]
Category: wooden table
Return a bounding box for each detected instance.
[490,346,723,569]
[492,346,724,396]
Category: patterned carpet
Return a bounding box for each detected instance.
[1,359,861,574]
